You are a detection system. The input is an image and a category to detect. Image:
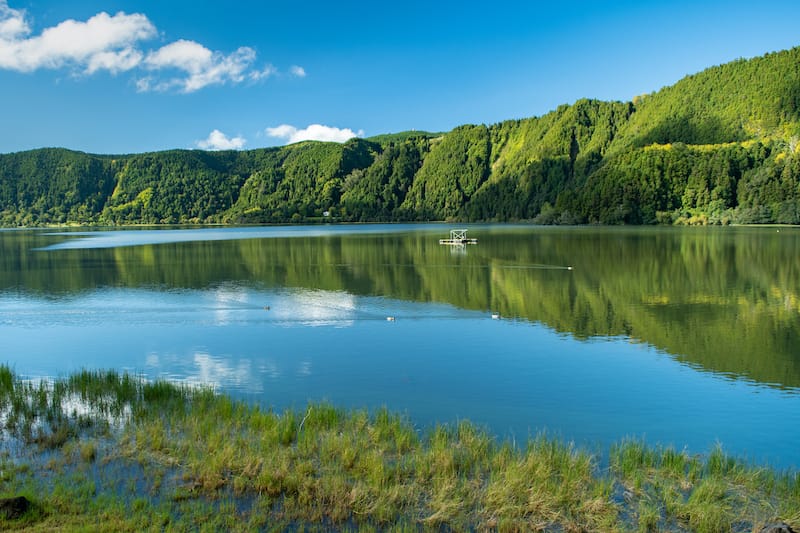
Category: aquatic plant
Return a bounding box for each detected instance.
[0,366,797,531]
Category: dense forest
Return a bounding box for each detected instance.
[1,46,799,226]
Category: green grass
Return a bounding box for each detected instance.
[0,365,797,531]
[610,439,800,533]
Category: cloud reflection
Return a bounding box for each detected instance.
[297,361,312,377]
[143,350,315,393]
[189,352,256,390]
[272,289,355,327]
[144,350,263,392]
[211,285,250,326]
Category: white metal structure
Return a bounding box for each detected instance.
[439,229,477,245]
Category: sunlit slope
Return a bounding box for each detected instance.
[610,47,800,150]
[1,46,799,225]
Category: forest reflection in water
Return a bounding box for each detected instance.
[3,225,798,390]
[1,224,798,467]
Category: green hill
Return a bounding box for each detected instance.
[1,46,799,226]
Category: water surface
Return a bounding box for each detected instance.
[1,225,798,467]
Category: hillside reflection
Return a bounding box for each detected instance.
[2,226,798,390]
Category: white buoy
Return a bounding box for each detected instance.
[386,316,396,321]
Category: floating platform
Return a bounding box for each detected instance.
[439,229,477,246]
[439,238,478,245]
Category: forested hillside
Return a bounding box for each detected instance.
[1,46,799,226]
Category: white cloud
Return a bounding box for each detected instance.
[0,1,294,93]
[289,65,306,78]
[266,124,364,144]
[0,2,28,40]
[86,47,143,74]
[250,63,276,81]
[265,124,297,139]
[141,39,257,93]
[134,76,153,92]
[196,129,246,151]
[146,39,213,72]
[0,4,155,73]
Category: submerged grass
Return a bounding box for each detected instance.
[0,365,797,531]
[610,439,800,533]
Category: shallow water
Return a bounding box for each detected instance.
[1,224,798,468]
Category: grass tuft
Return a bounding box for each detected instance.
[0,367,796,531]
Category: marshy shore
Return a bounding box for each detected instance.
[0,366,797,531]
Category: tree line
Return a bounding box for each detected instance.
[1,46,799,226]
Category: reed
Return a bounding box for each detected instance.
[0,366,797,531]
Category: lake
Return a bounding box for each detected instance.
[1,224,798,468]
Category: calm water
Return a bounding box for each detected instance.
[1,224,799,468]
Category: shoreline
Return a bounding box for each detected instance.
[1,367,797,531]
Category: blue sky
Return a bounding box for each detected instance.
[1,0,799,154]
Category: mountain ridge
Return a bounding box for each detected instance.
[1,46,799,226]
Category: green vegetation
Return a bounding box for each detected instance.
[3,226,799,390]
[2,46,800,226]
[0,366,797,531]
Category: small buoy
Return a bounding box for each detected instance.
[567,266,573,271]
[491,313,500,320]
[386,316,395,321]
